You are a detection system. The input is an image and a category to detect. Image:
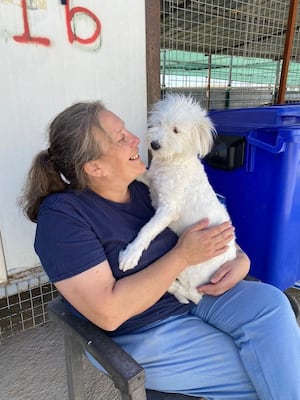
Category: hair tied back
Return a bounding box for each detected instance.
[47,148,53,159]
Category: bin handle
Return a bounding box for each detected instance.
[247,130,286,154]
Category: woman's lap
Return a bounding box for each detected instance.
[192,280,300,399]
[89,280,300,400]
[113,307,257,399]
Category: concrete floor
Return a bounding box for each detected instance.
[0,321,121,400]
[0,288,299,400]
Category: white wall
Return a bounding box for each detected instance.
[0,0,147,280]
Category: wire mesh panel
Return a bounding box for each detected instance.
[0,269,58,340]
[161,0,300,109]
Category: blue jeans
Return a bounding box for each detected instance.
[89,281,300,399]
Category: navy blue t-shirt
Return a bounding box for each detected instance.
[35,181,193,335]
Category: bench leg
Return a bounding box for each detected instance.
[119,386,147,400]
[64,333,85,400]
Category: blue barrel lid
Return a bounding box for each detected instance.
[209,104,300,127]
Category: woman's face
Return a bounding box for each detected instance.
[96,110,146,183]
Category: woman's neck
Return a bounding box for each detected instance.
[88,181,131,203]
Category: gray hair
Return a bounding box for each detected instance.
[48,101,106,188]
[20,101,107,222]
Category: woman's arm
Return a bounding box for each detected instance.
[196,244,251,297]
[55,219,234,331]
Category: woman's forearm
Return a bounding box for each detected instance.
[56,220,235,331]
[99,222,235,330]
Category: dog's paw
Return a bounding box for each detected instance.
[119,245,143,272]
[173,293,190,304]
[187,289,204,305]
[168,280,190,304]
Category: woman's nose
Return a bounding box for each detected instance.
[128,132,140,146]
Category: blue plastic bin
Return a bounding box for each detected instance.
[205,105,300,290]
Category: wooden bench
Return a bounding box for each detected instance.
[48,288,299,400]
[48,296,200,400]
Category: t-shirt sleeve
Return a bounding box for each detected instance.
[34,200,107,282]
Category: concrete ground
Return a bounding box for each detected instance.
[0,288,299,400]
[0,321,121,400]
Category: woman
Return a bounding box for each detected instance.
[21,101,300,399]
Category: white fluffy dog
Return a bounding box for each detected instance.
[119,94,236,304]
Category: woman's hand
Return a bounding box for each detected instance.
[197,246,250,296]
[175,218,235,267]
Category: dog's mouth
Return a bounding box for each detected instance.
[129,153,140,161]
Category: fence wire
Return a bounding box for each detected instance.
[0,270,58,340]
[161,0,300,109]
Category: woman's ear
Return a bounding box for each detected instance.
[83,160,106,177]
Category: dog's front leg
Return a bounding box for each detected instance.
[119,207,178,271]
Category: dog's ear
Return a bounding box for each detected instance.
[196,117,216,159]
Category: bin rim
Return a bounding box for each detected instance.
[209,105,300,129]
[209,104,300,114]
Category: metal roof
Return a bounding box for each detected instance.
[161,0,300,61]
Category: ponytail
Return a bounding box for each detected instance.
[19,150,66,222]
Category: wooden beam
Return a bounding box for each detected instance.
[145,0,161,109]
[277,0,298,104]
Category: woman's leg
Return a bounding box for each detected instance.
[192,280,300,400]
[113,313,258,400]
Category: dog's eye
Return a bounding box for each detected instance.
[147,125,153,129]
[173,127,179,134]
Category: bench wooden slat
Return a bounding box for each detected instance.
[48,296,198,400]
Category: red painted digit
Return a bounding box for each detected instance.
[64,0,101,44]
[13,0,51,46]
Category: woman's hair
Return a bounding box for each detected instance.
[19,101,106,222]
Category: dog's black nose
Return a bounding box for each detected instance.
[150,140,161,151]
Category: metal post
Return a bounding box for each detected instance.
[206,54,212,110]
[225,55,233,109]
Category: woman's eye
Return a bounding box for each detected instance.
[173,127,179,134]
[117,135,126,144]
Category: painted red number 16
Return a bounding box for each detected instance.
[13,0,101,47]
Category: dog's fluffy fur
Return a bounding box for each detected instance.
[119,94,236,304]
